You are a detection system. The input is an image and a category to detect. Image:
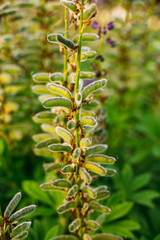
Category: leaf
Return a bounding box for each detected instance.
[9,205,36,222]
[82,79,107,100]
[47,83,72,99]
[129,190,159,207]
[86,154,116,165]
[32,73,50,83]
[50,72,64,82]
[56,126,73,143]
[42,97,73,109]
[84,162,106,176]
[92,233,123,240]
[69,218,81,232]
[128,173,151,192]
[48,143,72,153]
[22,180,53,206]
[154,234,160,240]
[4,192,21,217]
[44,225,59,240]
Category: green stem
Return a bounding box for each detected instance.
[64,8,69,86]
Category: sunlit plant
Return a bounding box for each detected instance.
[32,0,122,239]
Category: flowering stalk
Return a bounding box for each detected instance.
[32,1,123,240]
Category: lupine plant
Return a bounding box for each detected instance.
[32,0,122,240]
[0,192,36,240]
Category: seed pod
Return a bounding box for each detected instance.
[67,184,79,197]
[48,143,72,153]
[80,71,95,79]
[38,94,54,103]
[32,133,54,142]
[79,168,92,183]
[86,220,99,229]
[32,73,50,83]
[56,126,73,143]
[81,116,96,127]
[69,218,81,232]
[50,34,75,50]
[47,34,57,43]
[14,1,34,8]
[82,79,107,100]
[86,50,97,59]
[57,201,76,214]
[32,85,53,95]
[0,8,18,17]
[61,164,75,174]
[43,163,62,172]
[50,72,64,82]
[52,179,72,188]
[60,0,77,12]
[34,148,61,159]
[4,192,21,217]
[67,120,76,130]
[81,111,95,118]
[85,154,116,164]
[47,83,72,99]
[11,221,31,238]
[89,202,111,214]
[11,231,28,240]
[82,186,97,199]
[81,203,89,216]
[33,111,57,124]
[96,190,110,200]
[83,100,99,110]
[85,145,108,157]
[74,33,99,43]
[9,205,36,222]
[35,138,58,149]
[96,214,106,225]
[40,182,63,191]
[83,3,97,20]
[0,2,11,10]
[73,148,81,159]
[50,235,79,240]
[75,92,82,106]
[80,138,91,148]
[42,97,73,109]
[84,162,106,176]
[92,234,123,240]
[96,185,108,192]
[106,169,117,177]
[83,234,92,240]
[41,123,56,135]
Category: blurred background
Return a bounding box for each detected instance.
[0,0,160,239]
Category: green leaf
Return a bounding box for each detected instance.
[129,190,159,207]
[82,79,107,100]
[42,97,73,109]
[128,173,151,192]
[154,234,160,240]
[44,225,59,240]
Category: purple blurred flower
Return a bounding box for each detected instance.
[102,27,107,35]
[96,55,104,62]
[106,37,116,48]
[91,21,99,30]
[107,21,114,30]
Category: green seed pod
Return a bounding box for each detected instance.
[42,97,73,109]
[43,163,62,172]
[0,8,18,18]
[80,138,91,148]
[81,111,95,118]
[32,73,50,83]
[47,33,58,43]
[32,85,53,95]
[60,0,77,12]
[61,164,75,174]
[75,92,82,106]
[57,201,76,214]
[57,34,75,50]
[67,184,79,197]
[69,218,81,232]
[38,94,54,103]
[4,192,21,217]
[35,138,58,149]
[83,3,97,20]
[32,133,54,142]
[89,202,111,214]
[81,202,89,216]
[55,115,64,124]
[56,126,73,143]
[96,190,110,200]
[74,34,99,43]
[86,50,97,59]
[34,147,61,159]
[11,231,28,240]
[82,79,107,100]
[9,205,36,222]
[50,235,79,240]
[96,214,106,225]
[79,168,92,183]
[85,154,116,164]
[48,143,72,153]
[85,145,108,157]
[40,182,63,191]
[83,234,92,240]
[96,185,108,192]
[0,2,11,10]
[47,83,72,99]
[80,71,95,79]
[84,162,106,176]
[14,1,34,7]
[67,120,76,130]
[83,100,99,110]
[86,220,99,229]
[52,179,72,188]
[106,169,117,177]
[73,148,81,159]
[11,221,31,238]
[82,186,97,199]
[80,116,97,127]
[50,72,64,82]
[33,111,57,124]
[92,234,123,240]
[41,123,57,134]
